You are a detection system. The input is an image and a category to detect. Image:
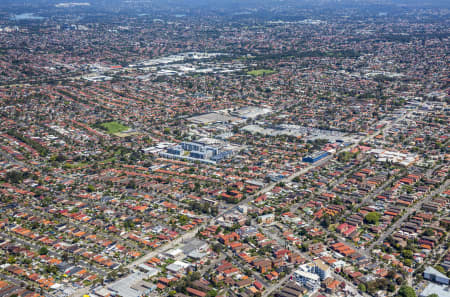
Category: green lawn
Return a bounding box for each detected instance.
[63,162,88,169]
[247,69,276,76]
[99,157,117,164]
[99,121,129,134]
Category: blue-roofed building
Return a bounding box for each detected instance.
[302,151,329,163]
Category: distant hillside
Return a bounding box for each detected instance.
[1,0,448,14]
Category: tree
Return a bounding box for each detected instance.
[7,256,16,264]
[321,215,331,228]
[124,219,135,229]
[402,249,413,259]
[388,283,396,292]
[188,271,201,282]
[358,283,366,292]
[45,265,58,274]
[434,266,445,274]
[212,243,222,253]
[404,259,413,267]
[61,252,69,262]
[397,286,416,297]
[423,228,434,236]
[39,246,49,255]
[86,184,95,192]
[5,171,24,184]
[178,214,189,225]
[301,243,309,252]
[365,212,381,224]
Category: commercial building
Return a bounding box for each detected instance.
[160,141,234,164]
[424,266,450,285]
[302,151,329,163]
[293,270,320,290]
[312,259,331,280]
[419,283,450,297]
